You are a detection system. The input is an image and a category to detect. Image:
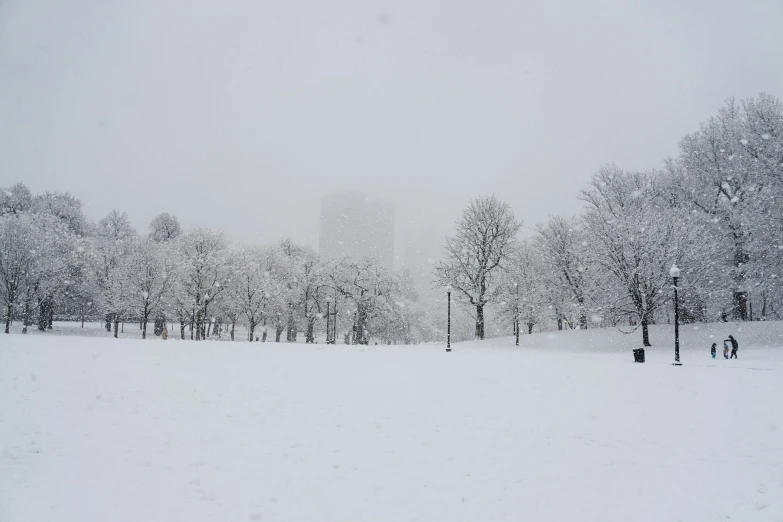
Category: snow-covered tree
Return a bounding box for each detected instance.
[0,183,33,216]
[179,227,228,341]
[329,256,397,345]
[126,239,176,338]
[226,246,273,342]
[434,195,521,339]
[149,213,182,242]
[534,215,593,330]
[1,214,37,333]
[669,93,783,320]
[497,242,546,338]
[93,210,138,337]
[32,190,89,236]
[0,213,76,333]
[580,165,714,346]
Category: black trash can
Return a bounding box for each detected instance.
[633,348,645,363]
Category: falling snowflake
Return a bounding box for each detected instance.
[740,139,749,145]
[761,133,770,140]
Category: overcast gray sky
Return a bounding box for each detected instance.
[1,0,782,249]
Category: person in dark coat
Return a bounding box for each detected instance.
[729,335,738,359]
[711,343,717,358]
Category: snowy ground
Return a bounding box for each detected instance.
[2,323,783,521]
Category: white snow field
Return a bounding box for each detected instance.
[2,322,783,522]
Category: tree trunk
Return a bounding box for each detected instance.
[113,318,119,339]
[231,321,236,341]
[305,317,315,343]
[142,306,148,339]
[38,298,50,331]
[38,300,46,332]
[248,322,255,342]
[275,323,283,342]
[557,316,563,331]
[286,311,297,342]
[733,291,748,321]
[180,319,186,340]
[730,225,749,321]
[527,323,534,335]
[105,315,112,332]
[475,304,485,340]
[22,301,31,334]
[195,309,202,341]
[356,306,369,344]
[5,302,12,334]
[641,316,650,347]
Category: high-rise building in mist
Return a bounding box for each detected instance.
[401,221,443,292]
[319,192,395,269]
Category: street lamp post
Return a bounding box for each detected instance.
[446,285,452,352]
[331,294,337,344]
[670,264,682,366]
[514,282,520,347]
[326,297,332,345]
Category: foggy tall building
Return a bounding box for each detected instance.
[319,192,395,269]
[402,221,443,292]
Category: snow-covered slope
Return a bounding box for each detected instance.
[1,324,782,521]
[461,320,783,355]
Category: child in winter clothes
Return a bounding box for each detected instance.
[723,341,730,359]
[711,343,716,358]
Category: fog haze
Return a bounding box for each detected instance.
[1,0,782,249]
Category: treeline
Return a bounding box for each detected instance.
[2,93,782,346]
[435,93,783,346]
[0,196,436,343]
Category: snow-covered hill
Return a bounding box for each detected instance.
[1,323,782,521]
[459,320,783,355]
